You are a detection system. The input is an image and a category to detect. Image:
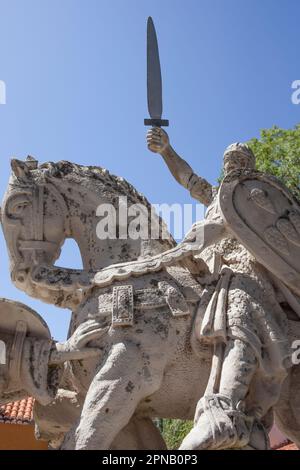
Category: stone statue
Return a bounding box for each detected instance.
[1,136,300,449]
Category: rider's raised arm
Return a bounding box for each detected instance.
[187,172,213,207]
[147,128,213,206]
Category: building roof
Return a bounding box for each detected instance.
[0,397,34,424]
[274,440,298,451]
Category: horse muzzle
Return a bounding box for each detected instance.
[18,240,59,258]
[11,240,61,284]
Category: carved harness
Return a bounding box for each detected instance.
[3,180,70,269]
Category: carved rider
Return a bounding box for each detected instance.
[147,127,291,450]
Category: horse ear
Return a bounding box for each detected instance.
[26,155,38,169]
[11,159,31,179]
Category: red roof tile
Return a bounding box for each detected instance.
[0,397,34,424]
[275,441,298,450]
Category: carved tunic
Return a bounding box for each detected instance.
[195,191,290,378]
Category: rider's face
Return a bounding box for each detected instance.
[223,152,254,174]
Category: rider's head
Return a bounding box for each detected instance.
[223,143,256,175]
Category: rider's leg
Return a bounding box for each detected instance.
[180,338,258,450]
[218,338,257,408]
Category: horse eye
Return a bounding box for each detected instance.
[17,203,27,211]
[10,202,28,215]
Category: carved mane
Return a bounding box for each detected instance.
[37,161,152,207]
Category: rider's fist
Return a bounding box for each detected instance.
[147,127,170,154]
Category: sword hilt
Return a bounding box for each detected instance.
[144,118,169,127]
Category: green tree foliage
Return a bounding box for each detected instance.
[161,125,300,449]
[247,125,300,200]
[161,419,193,450]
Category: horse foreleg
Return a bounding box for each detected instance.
[62,340,160,450]
[111,416,167,450]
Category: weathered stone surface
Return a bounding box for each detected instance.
[0,133,299,450]
[0,298,103,407]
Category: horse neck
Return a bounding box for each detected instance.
[59,181,174,271]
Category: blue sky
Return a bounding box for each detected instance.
[0,0,299,340]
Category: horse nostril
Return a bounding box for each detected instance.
[11,268,28,284]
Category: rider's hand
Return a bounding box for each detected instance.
[50,320,105,364]
[147,127,170,154]
[62,320,104,351]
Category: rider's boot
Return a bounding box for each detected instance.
[179,339,270,450]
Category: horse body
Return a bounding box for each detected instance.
[57,265,212,449]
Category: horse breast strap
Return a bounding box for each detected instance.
[109,283,191,328]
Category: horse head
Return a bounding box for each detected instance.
[1,157,70,294]
[1,157,174,304]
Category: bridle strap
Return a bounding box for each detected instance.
[32,185,44,241]
[46,181,71,237]
[29,180,71,246]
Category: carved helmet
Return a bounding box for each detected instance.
[223,142,256,168]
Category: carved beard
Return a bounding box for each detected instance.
[223,154,255,175]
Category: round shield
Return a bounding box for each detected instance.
[219,170,300,297]
[0,298,51,339]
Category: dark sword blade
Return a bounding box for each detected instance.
[144,17,169,127]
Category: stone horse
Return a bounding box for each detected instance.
[1,158,300,449]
